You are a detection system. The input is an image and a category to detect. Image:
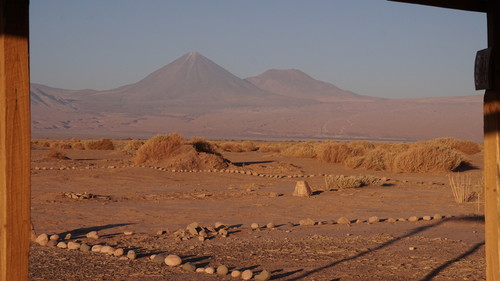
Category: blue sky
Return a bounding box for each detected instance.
[30,1,486,98]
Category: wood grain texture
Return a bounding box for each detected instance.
[484,2,500,280]
[0,0,30,281]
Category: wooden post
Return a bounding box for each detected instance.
[0,1,31,281]
[484,2,500,280]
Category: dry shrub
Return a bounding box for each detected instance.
[344,143,408,171]
[317,142,365,163]
[85,138,115,150]
[280,141,318,158]
[42,141,50,148]
[217,141,257,152]
[46,149,69,160]
[134,133,184,164]
[122,140,144,154]
[189,138,219,155]
[448,174,481,203]
[392,144,464,173]
[72,142,85,150]
[135,133,228,170]
[258,142,291,153]
[430,137,481,155]
[325,175,382,189]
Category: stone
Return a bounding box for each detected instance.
[266,222,275,229]
[255,270,272,281]
[292,181,312,197]
[114,248,124,257]
[86,231,99,239]
[35,234,49,246]
[100,245,113,254]
[409,247,416,251]
[423,216,432,221]
[287,222,295,227]
[196,268,205,273]
[64,233,72,240]
[187,222,199,236]
[123,231,133,235]
[205,267,215,274]
[219,229,228,237]
[182,262,196,272]
[67,241,80,250]
[214,222,225,229]
[165,254,182,266]
[299,218,315,226]
[368,216,379,223]
[433,214,443,220]
[46,240,57,247]
[398,218,406,222]
[152,254,165,263]
[56,242,67,249]
[231,270,241,278]
[49,234,59,241]
[217,265,229,275]
[387,218,397,223]
[355,219,364,224]
[408,216,419,222]
[80,243,91,252]
[156,230,166,235]
[91,245,103,252]
[251,223,260,230]
[242,270,253,280]
[337,217,350,224]
[127,250,136,260]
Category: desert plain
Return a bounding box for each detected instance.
[29,136,485,281]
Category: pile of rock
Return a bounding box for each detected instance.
[171,221,231,242]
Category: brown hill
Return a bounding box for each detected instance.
[247,69,379,102]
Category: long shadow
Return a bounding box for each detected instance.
[60,223,136,238]
[285,217,454,280]
[232,160,274,167]
[419,241,485,281]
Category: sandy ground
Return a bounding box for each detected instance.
[29,147,485,280]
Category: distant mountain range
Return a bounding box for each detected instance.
[31,52,483,142]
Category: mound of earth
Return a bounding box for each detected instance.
[153,145,229,170]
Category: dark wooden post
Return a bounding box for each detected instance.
[0,0,31,280]
[484,1,500,280]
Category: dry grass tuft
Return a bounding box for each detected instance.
[317,142,365,163]
[46,149,70,160]
[392,144,464,173]
[134,133,184,164]
[189,138,220,155]
[85,138,115,150]
[122,140,144,155]
[448,174,482,203]
[430,137,481,155]
[280,141,318,158]
[325,175,382,189]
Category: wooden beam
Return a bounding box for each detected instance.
[0,1,31,281]
[484,1,500,280]
[388,0,487,13]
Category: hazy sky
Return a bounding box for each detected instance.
[30,1,486,98]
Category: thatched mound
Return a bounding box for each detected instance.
[134,134,229,170]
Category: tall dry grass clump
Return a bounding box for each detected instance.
[85,138,115,150]
[392,144,464,173]
[122,140,144,155]
[317,142,366,163]
[325,175,382,189]
[46,149,69,160]
[429,137,481,155]
[217,141,257,152]
[280,141,318,158]
[134,133,184,164]
[344,143,408,171]
[448,174,482,203]
[189,138,220,155]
